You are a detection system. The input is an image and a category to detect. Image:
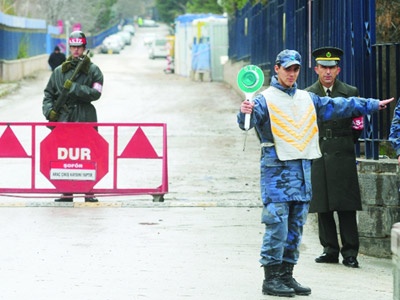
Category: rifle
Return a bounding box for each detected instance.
[50,50,90,120]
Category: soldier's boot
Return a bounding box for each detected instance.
[280,261,312,296]
[262,264,295,297]
[54,193,73,202]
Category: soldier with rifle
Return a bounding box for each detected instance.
[42,30,104,203]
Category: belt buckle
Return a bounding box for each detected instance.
[326,129,332,138]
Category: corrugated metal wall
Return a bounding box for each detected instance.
[209,21,228,81]
[174,14,228,81]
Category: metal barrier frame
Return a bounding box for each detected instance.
[0,122,168,202]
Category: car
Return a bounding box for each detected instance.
[122,24,135,36]
[107,34,125,49]
[141,19,159,27]
[117,31,131,46]
[148,37,168,59]
[143,33,156,47]
[99,35,123,54]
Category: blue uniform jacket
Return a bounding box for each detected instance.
[237,76,380,205]
[389,100,400,157]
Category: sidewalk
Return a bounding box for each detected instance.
[0,82,19,98]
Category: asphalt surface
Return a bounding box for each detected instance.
[0,25,394,300]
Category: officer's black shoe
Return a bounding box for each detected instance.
[281,262,311,296]
[54,194,73,202]
[85,197,99,203]
[262,265,295,297]
[315,253,339,263]
[342,256,359,268]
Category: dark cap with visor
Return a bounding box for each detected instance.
[312,47,343,67]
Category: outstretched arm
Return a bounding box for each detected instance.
[378,98,395,110]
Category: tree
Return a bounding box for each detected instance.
[375,0,400,42]
[0,0,16,14]
[186,0,223,14]
[219,0,254,15]
[92,0,118,32]
[156,0,190,24]
[5,0,121,34]
[156,0,225,24]
[113,0,147,20]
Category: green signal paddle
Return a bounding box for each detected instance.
[237,65,264,130]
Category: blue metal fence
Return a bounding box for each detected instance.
[229,0,376,90]
[0,11,118,60]
[0,28,47,59]
[228,0,400,159]
[371,44,400,148]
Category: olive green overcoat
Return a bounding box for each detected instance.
[305,79,362,213]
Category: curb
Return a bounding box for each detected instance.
[0,199,263,208]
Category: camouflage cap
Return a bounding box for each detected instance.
[275,49,302,68]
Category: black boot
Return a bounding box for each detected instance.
[262,264,295,297]
[281,261,311,295]
[54,193,73,202]
[85,193,98,202]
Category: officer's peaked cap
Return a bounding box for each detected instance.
[312,47,343,67]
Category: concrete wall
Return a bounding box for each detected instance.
[358,159,400,258]
[0,55,48,82]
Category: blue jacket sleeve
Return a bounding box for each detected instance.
[237,94,268,130]
[389,100,400,156]
[309,92,380,121]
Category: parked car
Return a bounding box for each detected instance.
[148,37,168,59]
[117,31,131,46]
[99,35,123,54]
[122,24,135,36]
[108,34,125,50]
[141,19,159,27]
[143,33,156,47]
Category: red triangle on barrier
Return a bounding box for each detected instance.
[0,126,29,157]
[120,127,159,158]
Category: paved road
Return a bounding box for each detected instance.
[0,25,394,300]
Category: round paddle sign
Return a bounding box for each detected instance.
[237,65,264,93]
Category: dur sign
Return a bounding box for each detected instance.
[40,124,109,193]
[57,147,91,160]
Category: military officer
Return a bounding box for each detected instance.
[305,47,362,268]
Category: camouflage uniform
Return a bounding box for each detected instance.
[237,75,380,267]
